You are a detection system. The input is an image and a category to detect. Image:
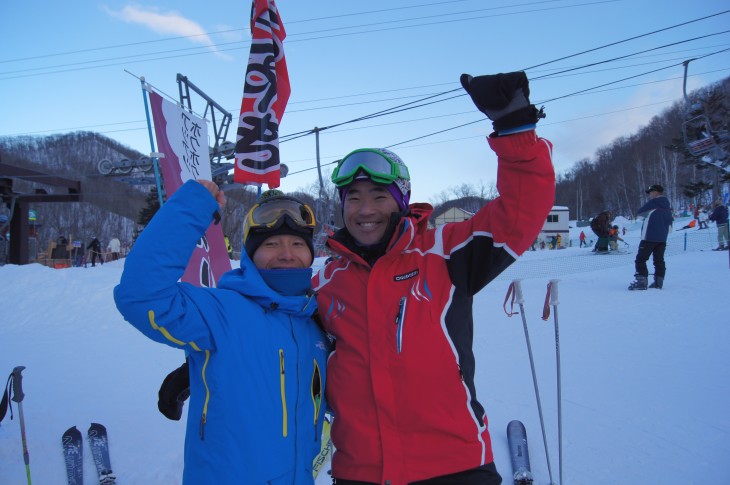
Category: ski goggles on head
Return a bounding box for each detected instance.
[331,150,410,188]
[243,196,316,242]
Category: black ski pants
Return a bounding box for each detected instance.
[332,462,502,485]
[635,240,666,278]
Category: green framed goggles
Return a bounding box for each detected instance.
[331,149,410,188]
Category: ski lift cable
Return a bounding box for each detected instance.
[531,29,730,81]
[279,31,730,144]
[523,8,730,71]
[291,9,730,136]
[538,46,730,104]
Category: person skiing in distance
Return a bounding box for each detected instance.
[698,208,709,230]
[579,230,586,248]
[114,181,329,484]
[609,225,625,250]
[629,184,673,290]
[312,71,555,484]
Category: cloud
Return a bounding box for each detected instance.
[103,5,233,60]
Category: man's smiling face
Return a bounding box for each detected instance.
[343,179,400,246]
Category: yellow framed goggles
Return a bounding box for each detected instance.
[243,196,316,242]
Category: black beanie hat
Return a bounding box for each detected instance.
[244,220,315,260]
[243,192,315,260]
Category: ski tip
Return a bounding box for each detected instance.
[507,420,526,432]
[63,425,80,435]
[89,422,107,431]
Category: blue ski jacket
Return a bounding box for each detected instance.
[637,195,673,243]
[709,204,728,225]
[114,181,329,484]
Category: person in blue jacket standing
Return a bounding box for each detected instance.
[114,179,329,484]
[708,198,729,250]
[629,184,674,290]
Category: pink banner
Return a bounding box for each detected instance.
[149,90,232,287]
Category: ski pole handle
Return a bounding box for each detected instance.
[512,279,525,305]
[549,279,560,306]
[11,366,25,403]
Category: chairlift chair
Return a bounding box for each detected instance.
[680,59,729,161]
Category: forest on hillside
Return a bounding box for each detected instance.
[553,75,729,220]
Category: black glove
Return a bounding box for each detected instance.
[158,361,190,421]
[460,72,545,133]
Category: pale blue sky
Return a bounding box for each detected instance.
[1,0,729,202]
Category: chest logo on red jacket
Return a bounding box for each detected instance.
[394,269,419,282]
[326,298,346,322]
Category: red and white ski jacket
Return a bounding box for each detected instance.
[313,131,555,484]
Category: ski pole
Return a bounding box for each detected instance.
[12,366,32,485]
[512,280,556,485]
[548,281,563,485]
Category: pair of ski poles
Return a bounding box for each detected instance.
[1,366,32,484]
[507,279,562,485]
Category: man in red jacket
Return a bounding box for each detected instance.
[313,72,555,485]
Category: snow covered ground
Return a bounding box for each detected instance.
[1,217,728,484]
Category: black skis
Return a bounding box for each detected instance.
[62,426,84,485]
[61,423,117,485]
[88,423,117,484]
[507,420,534,485]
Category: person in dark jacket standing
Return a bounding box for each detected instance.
[708,199,729,250]
[590,211,612,252]
[312,71,555,485]
[629,184,674,290]
[86,237,103,266]
[114,180,329,484]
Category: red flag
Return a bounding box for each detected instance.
[234,0,290,188]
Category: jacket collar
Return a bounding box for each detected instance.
[217,253,316,317]
[330,203,434,265]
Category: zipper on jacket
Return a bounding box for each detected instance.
[279,349,288,437]
[199,349,211,440]
[395,296,407,354]
[311,359,322,441]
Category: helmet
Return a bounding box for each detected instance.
[332,148,411,210]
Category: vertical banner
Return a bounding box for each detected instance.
[234,0,290,188]
[148,90,232,287]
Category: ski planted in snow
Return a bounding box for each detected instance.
[62,426,84,485]
[507,420,534,485]
[87,423,117,484]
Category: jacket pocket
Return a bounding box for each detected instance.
[311,359,322,441]
[395,296,407,354]
[279,349,288,437]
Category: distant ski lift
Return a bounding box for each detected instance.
[683,114,717,157]
[680,59,727,160]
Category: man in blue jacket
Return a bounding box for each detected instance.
[114,180,329,484]
[629,184,674,290]
[708,199,729,250]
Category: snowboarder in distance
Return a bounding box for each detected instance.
[87,237,104,267]
[629,184,673,290]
